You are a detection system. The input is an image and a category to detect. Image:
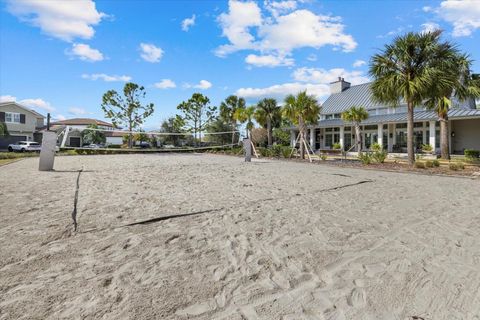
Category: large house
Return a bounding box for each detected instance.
[291,78,480,154]
[47,118,120,147]
[0,101,45,149]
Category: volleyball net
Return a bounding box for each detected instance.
[56,125,244,151]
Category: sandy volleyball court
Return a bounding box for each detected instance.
[0,154,479,320]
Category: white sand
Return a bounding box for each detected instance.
[1,154,479,320]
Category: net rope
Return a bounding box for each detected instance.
[58,125,242,151]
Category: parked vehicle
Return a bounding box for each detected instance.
[8,141,42,152]
[83,144,103,149]
[138,142,151,149]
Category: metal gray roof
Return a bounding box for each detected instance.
[321,82,476,115]
[312,109,480,128]
[322,83,387,114]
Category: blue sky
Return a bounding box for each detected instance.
[1,0,479,129]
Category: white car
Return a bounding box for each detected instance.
[8,141,42,152]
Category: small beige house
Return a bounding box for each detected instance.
[0,101,45,149]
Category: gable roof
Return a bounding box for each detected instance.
[51,118,114,127]
[321,82,476,115]
[0,101,45,118]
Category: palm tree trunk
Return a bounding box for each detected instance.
[267,118,272,147]
[407,101,415,165]
[439,116,449,160]
[299,117,305,159]
[355,123,362,155]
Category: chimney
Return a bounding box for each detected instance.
[330,77,351,94]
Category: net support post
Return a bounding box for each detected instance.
[243,138,252,162]
[39,131,56,171]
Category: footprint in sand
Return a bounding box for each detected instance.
[347,287,366,307]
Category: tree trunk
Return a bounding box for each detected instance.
[267,118,272,147]
[128,122,133,149]
[440,116,450,160]
[299,117,305,159]
[355,123,362,155]
[231,120,236,147]
[407,101,415,165]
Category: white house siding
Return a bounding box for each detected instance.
[451,119,480,152]
[106,137,123,145]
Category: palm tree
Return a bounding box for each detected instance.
[234,106,256,138]
[282,91,321,159]
[219,95,246,145]
[425,54,480,159]
[255,98,281,146]
[369,30,457,165]
[341,106,369,155]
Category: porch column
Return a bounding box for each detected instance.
[310,127,316,150]
[339,126,344,149]
[377,124,383,148]
[290,130,296,147]
[387,124,393,152]
[423,122,427,145]
[429,121,436,150]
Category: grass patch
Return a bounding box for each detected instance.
[0,152,39,160]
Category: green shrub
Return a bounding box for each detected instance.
[271,145,283,158]
[414,161,425,169]
[332,143,342,150]
[421,144,433,153]
[424,160,434,168]
[449,162,464,171]
[107,144,122,149]
[432,159,440,167]
[372,149,387,163]
[320,154,327,161]
[371,143,382,152]
[358,152,372,165]
[281,146,292,158]
[464,149,480,160]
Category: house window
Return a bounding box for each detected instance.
[5,112,21,123]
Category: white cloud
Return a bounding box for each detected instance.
[1,95,56,113]
[0,95,16,102]
[422,6,432,12]
[215,0,262,57]
[421,22,441,33]
[54,114,66,121]
[215,1,357,67]
[154,79,176,89]
[259,10,357,53]
[236,82,330,101]
[352,59,366,68]
[139,43,163,63]
[81,73,131,82]
[181,14,196,31]
[67,43,104,62]
[6,0,106,42]
[438,0,480,37]
[184,80,212,90]
[245,53,294,67]
[68,107,88,115]
[20,98,55,112]
[195,80,212,89]
[292,67,370,85]
[265,0,297,17]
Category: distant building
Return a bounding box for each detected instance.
[46,118,120,147]
[0,101,45,150]
[291,78,480,154]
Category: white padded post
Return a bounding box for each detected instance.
[244,138,252,162]
[39,131,56,171]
